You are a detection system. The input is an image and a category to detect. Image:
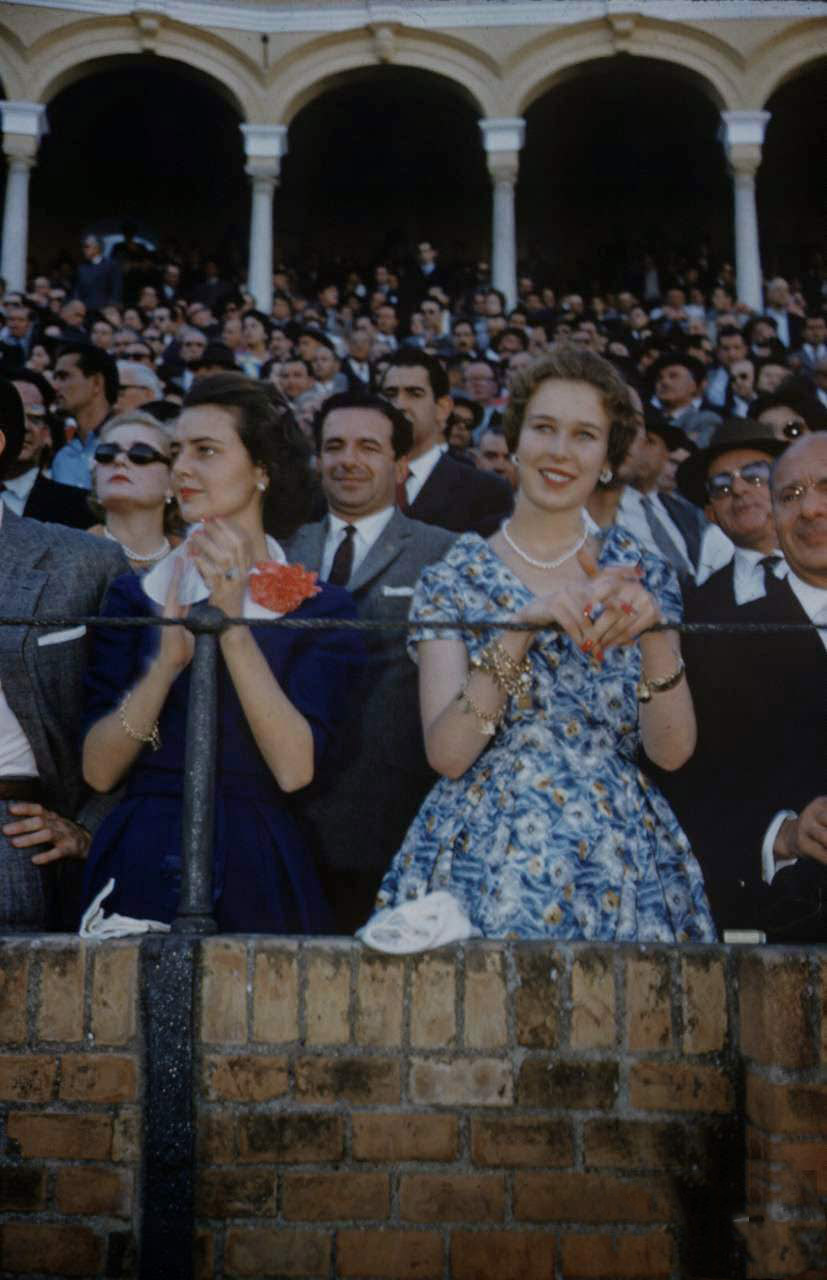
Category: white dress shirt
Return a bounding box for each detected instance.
[0,467,39,517]
[0,505,38,776]
[403,443,447,507]
[726,546,787,605]
[320,506,396,584]
[617,487,733,583]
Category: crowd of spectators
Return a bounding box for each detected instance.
[0,230,824,944]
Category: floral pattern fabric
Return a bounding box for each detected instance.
[374,528,716,942]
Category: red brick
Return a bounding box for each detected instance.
[681,953,727,1054]
[200,938,247,1043]
[584,1118,711,1171]
[560,1231,673,1277]
[629,1061,733,1113]
[224,1227,330,1277]
[471,1115,573,1167]
[518,1059,617,1109]
[410,1056,512,1107]
[464,948,507,1049]
[514,949,564,1048]
[198,1110,237,1162]
[0,1167,46,1211]
[59,1053,137,1102]
[55,1167,131,1216]
[451,1230,555,1280]
[740,952,815,1069]
[305,947,351,1045]
[400,1173,505,1223]
[747,1075,827,1136]
[626,955,672,1052]
[0,1053,56,1101]
[0,1222,102,1275]
[197,1169,275,1217]
[774,1142,827,1206]
[282,1171,388,1221]
[202,1053,288,1102]
[251,943,298,1043]
[571,951,616,1050]
[515,1172,676,1222]
[112,1107,141,1163]
[336,1229,443,1278]
[0,947,29,1043]
[7,1112,112,1159]
[37,944,84,1042]
[410,953,456,1048]
[295,1055,400,1104]
[355,952,404,1047]
[237,1113,343,1163]
[736,1218,817,1280]
[91,943,138,1045]
[352,1114,458,1163]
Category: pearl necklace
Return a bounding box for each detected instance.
[501,517,588,571]
[104,528,171,564]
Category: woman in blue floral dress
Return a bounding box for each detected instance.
[373,347,715,942]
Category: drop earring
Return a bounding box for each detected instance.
[600,466,613,485]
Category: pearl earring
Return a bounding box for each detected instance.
[257,480,267,492]
[600,466,613,485]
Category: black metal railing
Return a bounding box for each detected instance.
[2,610,822,934]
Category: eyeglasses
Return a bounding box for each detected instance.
[776,476,827,507]
[706,459,771,500]
[94,442,169,467]
[779,419,808,440]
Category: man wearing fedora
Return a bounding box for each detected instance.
[649,351,722,448]
[0,378,125,929]
[677,418,788,613]
[652,430,827,940]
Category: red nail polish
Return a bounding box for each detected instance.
[596,649,604,662]
[581,640,593,653]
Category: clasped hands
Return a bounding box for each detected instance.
[520,549,664,660]
[160,518,254,672]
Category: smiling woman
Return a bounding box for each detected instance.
[78,374,364,935]
[365,347,716,946]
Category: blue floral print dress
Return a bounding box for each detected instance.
[374,527,716,942]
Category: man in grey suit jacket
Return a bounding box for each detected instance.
[285,391,456,932]
[0,378,125,929]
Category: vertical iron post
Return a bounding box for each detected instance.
[172,605,223,935]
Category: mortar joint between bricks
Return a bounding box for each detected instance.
[455,945,466,1050]
[503,942,519,1051]
[296,940,310,1046]
[347,943,359,1046]
[401,953,414,1054]
[244,938,255,1044]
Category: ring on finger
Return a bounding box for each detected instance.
[224,567,240,582]
[620,602,637,616]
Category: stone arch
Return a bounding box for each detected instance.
[269,27,502,126]
[0,23,28,102]
[506,16,745,118]
[26,16,262,122]
[750,21,827,107]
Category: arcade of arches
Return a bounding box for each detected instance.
[0,1,825,310]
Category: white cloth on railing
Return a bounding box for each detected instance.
[357,890,479,953]
[80,877,170,938]
[141,527,288,618]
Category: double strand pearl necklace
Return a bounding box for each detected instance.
[104,528,171,564]
[501,516,588,571]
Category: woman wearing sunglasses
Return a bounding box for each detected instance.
[88,412,180,571]
[78,374,362,934]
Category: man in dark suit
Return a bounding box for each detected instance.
[0,379,125,929]
[677,418,787,614]
[285,391,456,932]
[73,235,122,310]
[1,372,94,529]
[381,347,513,537]
[653,432,827,939]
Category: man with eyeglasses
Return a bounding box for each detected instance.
[1,370,94,529]
[654,431,827,940]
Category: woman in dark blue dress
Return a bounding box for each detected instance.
[81,374,362,932]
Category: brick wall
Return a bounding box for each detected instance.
[1,938,825,1279]
[0,939,141,1277]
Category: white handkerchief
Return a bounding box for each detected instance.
[79,878,170,939]
[37,625,87,647]
[357,891,479,954]
[381,585,415,598]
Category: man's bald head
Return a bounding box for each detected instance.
[771,433,827,587]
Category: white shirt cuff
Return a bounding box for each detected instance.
[761,810,798,884]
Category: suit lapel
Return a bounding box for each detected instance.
[287,520,327,575]
[0,512,52,770]
[410,455,456,521]
[349,511,412,594]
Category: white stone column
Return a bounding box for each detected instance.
[1,102,48,292]
[721,110,770,314]
[240,123,288,313]
[479,118,525,309]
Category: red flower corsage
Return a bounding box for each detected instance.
[249,561,321,613]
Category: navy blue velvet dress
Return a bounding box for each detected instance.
[81,571,363,932]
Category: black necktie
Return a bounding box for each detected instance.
[328,524,356,586]
[759,554,783,593]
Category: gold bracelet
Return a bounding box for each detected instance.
[118,691,161,751]
[471,640,533,708]
[637,659,686,703]
[456,674,503,736]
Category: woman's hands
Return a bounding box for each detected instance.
[517,550,663,659]
[158,558,195,674]
[187,518,255,617]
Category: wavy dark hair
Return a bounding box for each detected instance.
[182,373,313,539]
[502,345,636,472]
